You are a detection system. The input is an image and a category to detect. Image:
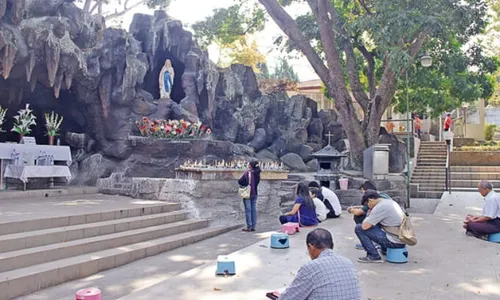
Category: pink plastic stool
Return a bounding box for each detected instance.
[76,288,102,300]
[282,222,300,235]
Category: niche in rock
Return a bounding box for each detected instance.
[143,49,185,103]
[0,79,86,145]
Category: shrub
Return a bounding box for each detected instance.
[484,123,498,141]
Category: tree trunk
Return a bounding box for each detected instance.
[83,0,93,12]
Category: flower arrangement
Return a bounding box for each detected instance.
[135,117,211,139]
[0,105,7,132]
[45,111,64,136]
[11,104,36,135]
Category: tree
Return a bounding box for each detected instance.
[394,40,497,117]
[195,0,495,168]
[216,36,267,72]
[273,57,299,82]
[78,0,171,21]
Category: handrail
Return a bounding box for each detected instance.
[445,141,451,194]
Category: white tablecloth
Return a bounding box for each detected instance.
[0,144,72,165]
[4,165,72,183]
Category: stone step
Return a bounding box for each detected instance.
[0,225,238,300]
[0,186,99,201]
[0,211,188,253]
[280,181,299,187]
[0,203,180,235]
[414,191,444,199]
[287,174,305,181]
[0,219,207,273]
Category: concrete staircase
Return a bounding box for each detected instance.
[279,174,304,213]
[0,202,237,300]
[411,141,448,198]
[450,166,500,191]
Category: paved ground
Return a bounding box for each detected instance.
[115,192,498,300]
[0,193,166,223]
[14,192,500,300]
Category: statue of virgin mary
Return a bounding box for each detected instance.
[159,59,175,99]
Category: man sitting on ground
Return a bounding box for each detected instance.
[279,228,361,300]
[355,190,406,263]
[308,181,342,218]
[464,180,500,239]
[310,187,328,222]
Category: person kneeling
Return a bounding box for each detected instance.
[355,190,406,263]
[279,182,318,227]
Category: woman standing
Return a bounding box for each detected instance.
[279,182,318,227]
[238,160,261,232]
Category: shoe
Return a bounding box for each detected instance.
[250,228,256,231]
[380,250,387,256]
[358,256,383,263]
[465,231,475,237]
[242,228,250,232]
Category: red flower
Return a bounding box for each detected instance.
[182,123,188,129]
[206,128,212,134]
[176,128,182,133]
[201,125,206,131]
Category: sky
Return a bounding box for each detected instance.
[108,0,319,81]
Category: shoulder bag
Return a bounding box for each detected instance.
[238,171,251,199]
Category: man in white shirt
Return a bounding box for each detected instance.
[310,187,328,222]
[308,181,342,218]
[464,180,500,239]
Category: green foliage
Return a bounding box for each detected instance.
[394,39,499,117]
[272,57,299,82]
[192,4,266,49]
[485,123,498,140]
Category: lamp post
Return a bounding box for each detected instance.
[406,54,432,207]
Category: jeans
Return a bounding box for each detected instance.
[355,224,405,259]
[243,196,257,229]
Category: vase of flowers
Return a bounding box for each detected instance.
[11,104,36,142]
[45,111,63,145]
[0,105,7,133]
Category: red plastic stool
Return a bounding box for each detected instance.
[76,288,102,300]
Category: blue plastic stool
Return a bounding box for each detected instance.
[216,255,236,275]
[386,247,408,264]
[270,233,290,249]
[488,232,500,243]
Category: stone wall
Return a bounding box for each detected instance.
[451,151,500,166]
[335,175,409,208]
[97,173,282,226]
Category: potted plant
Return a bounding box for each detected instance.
[0,105,7,132]
[11,104,36,142]
[44,111,63,145]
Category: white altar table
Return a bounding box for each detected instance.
[3,165,72,190]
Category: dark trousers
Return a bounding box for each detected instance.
[327,209,340,219]
[355,224,405,259]
[466,218,500,235]
[353,214,366,224]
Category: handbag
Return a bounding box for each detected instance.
[383,212,418,246]
[238,171,251,199]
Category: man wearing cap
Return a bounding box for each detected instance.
[354,190,406,263]
[463,180,500,239]
[278,228,361,300]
